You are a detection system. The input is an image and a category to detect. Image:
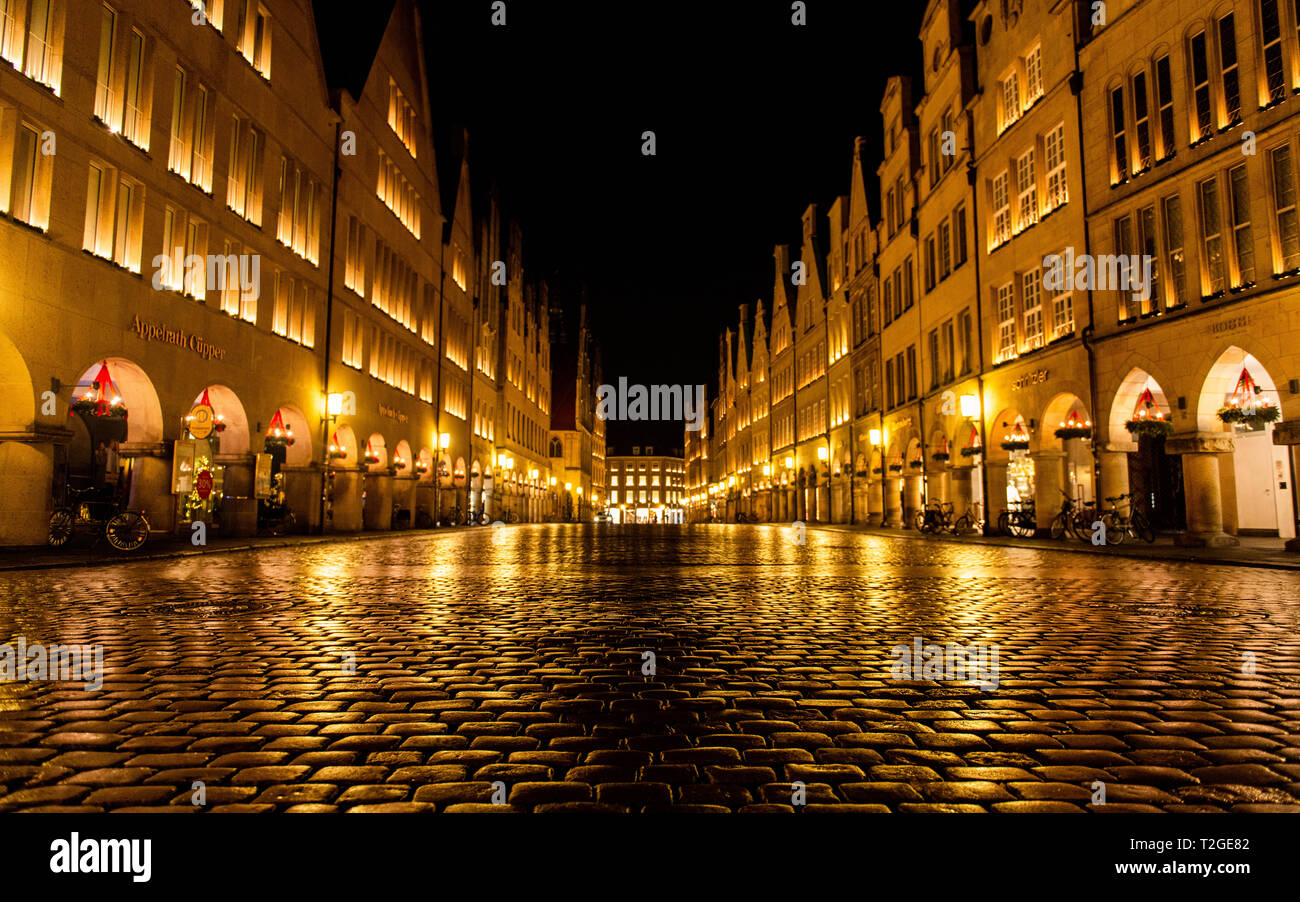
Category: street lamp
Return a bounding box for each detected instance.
[434,432,451,526]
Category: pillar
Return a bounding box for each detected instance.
[330,467,364,532]
[393,475,418,528]
[884,474,903,528]
[215,452,257,537]
[363,471,393,530]
[1167,432,1238,547]
[120,441,176,534]
[1095,443,1133,508]
[950,464,973,527]
[903,470,923,527]
[279,464,322,533]
[927,465,951,506]
[1030,448,1067,533]
[0,426,65,547]
[869,478,884,527]
[985,459,1009,536]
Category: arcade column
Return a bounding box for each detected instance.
[0,424,69,547]
[1095,442,1134,507]
[984,459,1009,536]
[903,470,923,527]
[884,474,903,528]
[330,465,364,532]
[868,477,884,527]
[119,441,175,533]
[215,452,256,537]
[1167,432,1238,547]
[1030,448,1066,533]
[279,464,322,533]
[950,463,973,526]
[363,470,394,530]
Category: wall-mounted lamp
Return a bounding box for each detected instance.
[869,428,882,446]
[959,394,980,418]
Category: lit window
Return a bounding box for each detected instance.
[1199,176,1226,295]
[1218,14,1240,126]
[1271,145,1300,272]
[1016,148,1037,231]
[1110,85,1128,182]
[1044,123,1068,212]
[1021,270,1043,349]
[996,283,1016,361]
[1163,195,1187,306]
[990,171,1011,248]
[1024,43,1043,104]
[1228,164,1255,286]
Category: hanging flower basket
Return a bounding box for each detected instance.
[415,461,430,475]
[1054,412,1092,440]
[872,466,883,475]
[70,397,128,419]
[959,445,982,458]
[69,362,128,419]
[855,468,868,478]
[1125,417,1173,439]
[931,451,950,462]
[1218,403,1279,428]
[888,463,902,473]
[1217,366,1279,429]
[908,460,923,470]
[328,448,347,461]
[1000,439,1029,451]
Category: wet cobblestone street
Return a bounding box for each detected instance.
[2,524,1299,813]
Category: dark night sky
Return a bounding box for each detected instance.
[409,0,926,437]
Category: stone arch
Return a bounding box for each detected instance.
[267,404,313,466]
[1195,345,1285,432]
[393,439,413,475]
[988,407,1026,461]
[1108,367,1173,445]
[192,384,250,454]
[365,432,388,471]
[1040,391,1092,447]
[71,358,163,443]
[0,330,34,432]
[330,423,357,464]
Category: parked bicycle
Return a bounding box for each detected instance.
[48,485,150,551]
[257,497,296,537]
[953,502,983,535]
[914,501,955,534]
[1100,493,1155,544]
[1050,490,1083,540]
[997,500,1036,538]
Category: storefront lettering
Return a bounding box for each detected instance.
[132,316,226,361]
[1012,369,1049,391]
[378,404,408,424]
[1210,315,1251,335]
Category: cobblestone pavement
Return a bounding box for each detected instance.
[2,523,1299,813]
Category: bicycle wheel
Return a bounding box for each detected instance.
[105,512,149,550]
[1101,512,1126,545]
[997,511,1010,535]
[913,510,927,532]
[1132,510,1155,543]
[1010,514,1035,538]
[1049,513,1067,540]
[954,513,970,534]
[48,509,74,547]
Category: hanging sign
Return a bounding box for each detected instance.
[255,453,273,499]
[196,470,214,500]
[188,404,216,439]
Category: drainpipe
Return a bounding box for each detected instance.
[1072,12,1100,504]
[965,103,992,533]
[318,117,342,535]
